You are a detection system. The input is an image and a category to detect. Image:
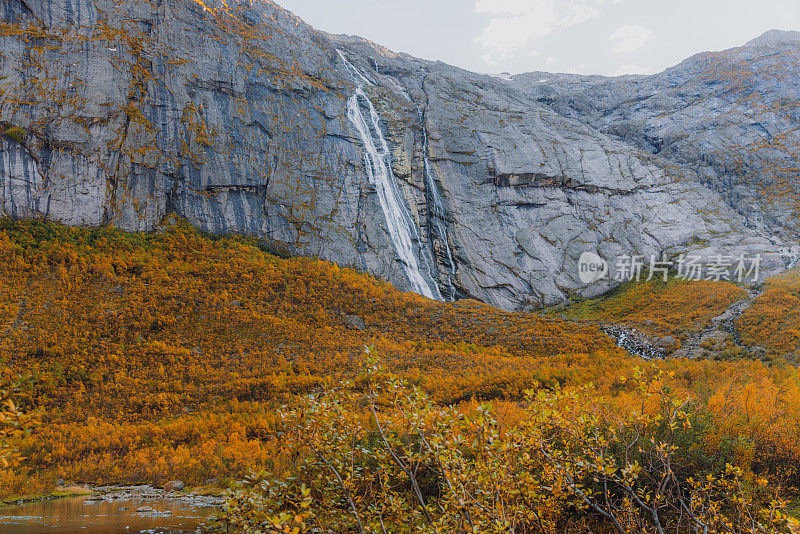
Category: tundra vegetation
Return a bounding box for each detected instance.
[0,218,798,532]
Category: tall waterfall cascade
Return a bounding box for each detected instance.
[337,51,442,300]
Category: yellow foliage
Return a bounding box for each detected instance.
[0,218,798,507]
[739,269,800,357]
[555,277,746,346]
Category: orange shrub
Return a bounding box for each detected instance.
[0,218,798,504]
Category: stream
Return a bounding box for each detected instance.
[0,487,220,534]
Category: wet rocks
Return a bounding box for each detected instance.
[163,481,185,492]
[602,325,667,360]
[83,485,222,508]
[657,336,677,349]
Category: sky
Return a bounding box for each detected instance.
[276,0,800,76]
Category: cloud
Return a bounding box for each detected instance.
[609,24,654,54]
[609,64,657,76]
[475,0,623,64]
[564,63,587,74]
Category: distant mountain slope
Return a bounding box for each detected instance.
[746,29,800,47]
[513,31,800,241]
[0,1,793,310]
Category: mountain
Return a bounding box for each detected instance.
[512,30,800,242]
[745,29,800,47]
[0,0,796,310]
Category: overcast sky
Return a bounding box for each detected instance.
[276,0,800,76]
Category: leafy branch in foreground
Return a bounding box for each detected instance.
[217,350,790,534]
[0,373,41,471]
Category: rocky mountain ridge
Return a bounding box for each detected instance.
[0,0,797,310]
[512,30,800,241]
[745,29,800,47]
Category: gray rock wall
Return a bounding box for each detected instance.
[0,0,793,310]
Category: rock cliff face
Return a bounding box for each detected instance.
[512,32,800,241]
[0,0,796,310]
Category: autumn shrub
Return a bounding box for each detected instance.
[0,217,799,510]
[738,270,800,357]
[0,76,25,143]
[217,351,790,534]
[0,372,42,498]
[0,217,626,495]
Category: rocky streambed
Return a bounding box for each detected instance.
[0,485,222,534]
[601,285,766,361]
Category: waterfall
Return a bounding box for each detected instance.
[338,51,441,300]
[420,109,457,300]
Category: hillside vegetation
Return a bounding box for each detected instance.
[552,276,747,348]
[0,218,799,532]
[0,217,622,495]
[739,269,800,358]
